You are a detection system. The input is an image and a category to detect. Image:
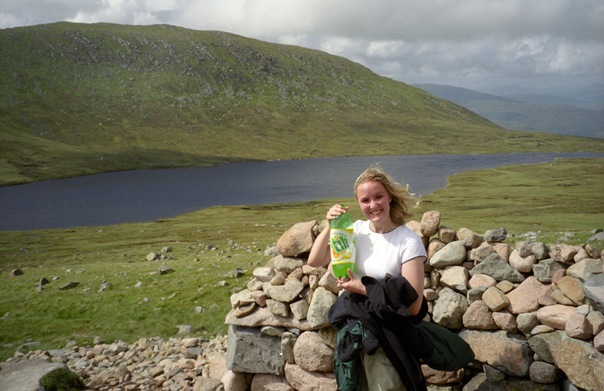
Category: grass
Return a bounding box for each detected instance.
[1,158,602,361]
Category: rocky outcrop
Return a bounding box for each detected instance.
[224,214,604,391]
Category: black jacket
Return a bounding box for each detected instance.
[328,274,432,391]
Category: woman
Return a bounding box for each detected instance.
[308,165,428,391]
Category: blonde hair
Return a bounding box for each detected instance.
[354,165,417,224]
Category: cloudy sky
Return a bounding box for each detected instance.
[1,0,603,94]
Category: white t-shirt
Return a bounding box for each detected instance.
[352,220,427,279]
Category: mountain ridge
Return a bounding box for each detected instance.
[415,83,604,138]
[1,22,602,185]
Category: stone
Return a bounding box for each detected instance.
[306,287,337,329]
[272,255,305,275]
[533,258,564,283]
[529,330,604,391]
[59,281,80,290]
[515,241,533,257]
[556,275,585,305]
[290,299,309,321]
[251,290,268,307]
[468,273,497,289]
[531,325,555,335]
[464,372,559,391]
[537,284,557,306]
[420,210,441,237]
[595,329,604,352]
[250,374,293,391]
[565,313,592,340]
[318,271,340,295]
[494,280,514,293]
[194,377,224,391]
[429,240,467,268]
[266,279,305,303]
[574,248,591,262]
[226,326,284,375]
[0,359,69,391]
[457,228,483,248]
[459,330,532,377]
[225,306,311,331]
[587,309,604,335]
[517,312,539,337]
[266,299,289,317]
[482,286,510,312]
[506,276,543,314]
[467,287,486,305]
[529,361,564,384]
[463,300,498,330]
[428,239,446,259]
[158,266,174,275]
[432,287,468,329]
[440,266,469,294]
[491,242,511,261]
[550,244,583,264]
[531,242,550,260]
[483,228,507,242]
[420,365,464,385]
[536,304,577,330]
[584,273,604,313]
[222,370,252,391]
[293,331,334,372]
[438,226,457,244]
[253,267,276,282]
[470,253,525,283]
[469,242,496,263]
[283,363,337,391]
[247,278,264,291]
[566,258,603,281]
[230,289,256,308]
[281,332,297,364]
[492,311,517,333]
[271,271,287,286]
[276,220,317,257]
[483,364,506,382]
[509,249,536,273]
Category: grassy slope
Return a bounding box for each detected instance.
[0,158,602,361]
[1,22,603,185]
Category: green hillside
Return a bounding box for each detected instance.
[1,22,602,185]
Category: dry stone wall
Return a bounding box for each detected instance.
[224,211,604,391]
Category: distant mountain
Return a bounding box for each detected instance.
[482,84,604,110]
[415,84,604,138]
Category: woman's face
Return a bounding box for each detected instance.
[356,180,392,224]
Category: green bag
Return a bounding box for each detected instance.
[417,321,475,371]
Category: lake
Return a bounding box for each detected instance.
[0,152,602,231]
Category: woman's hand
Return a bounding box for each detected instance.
[326,204,349,221]
[308,203,347,267]
[337,269,367,296]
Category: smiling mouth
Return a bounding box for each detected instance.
[370,209,383,217]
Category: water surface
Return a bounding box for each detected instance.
[1,152,601,231]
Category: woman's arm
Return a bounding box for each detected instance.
[401,256,426,315]
[307,224,331,267]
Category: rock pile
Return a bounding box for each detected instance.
[1,335,229,391]
[224,212,604,391]
[2,211,603,391]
